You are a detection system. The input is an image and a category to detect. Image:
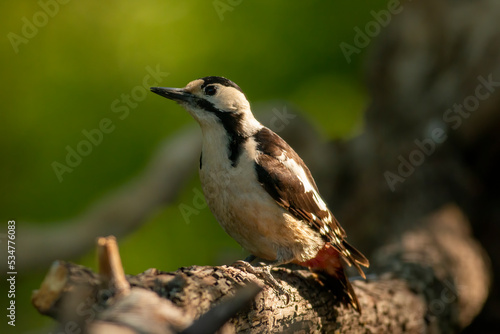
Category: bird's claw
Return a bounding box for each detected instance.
[232,260,291,303]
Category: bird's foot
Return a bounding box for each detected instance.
[243,254,257,263]
[232,260,291,303]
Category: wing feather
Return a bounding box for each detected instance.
[253,128,369,272]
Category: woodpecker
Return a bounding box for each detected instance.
[151,76,369,312]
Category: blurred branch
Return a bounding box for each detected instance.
[32,204,490,333]
[15,128,201,272]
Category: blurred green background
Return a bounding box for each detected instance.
[1,0,389,332]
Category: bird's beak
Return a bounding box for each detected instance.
[150,87,193,102]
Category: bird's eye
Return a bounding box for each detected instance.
[204,85,217,96]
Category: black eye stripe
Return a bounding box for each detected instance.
[196,98,219,113]
[195,98,246,167]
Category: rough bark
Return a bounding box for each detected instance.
[32,205,490,333]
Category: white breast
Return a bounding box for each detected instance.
[199,131,323,262]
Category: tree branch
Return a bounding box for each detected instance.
[32,204,490,333]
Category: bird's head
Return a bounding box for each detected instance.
[151,76,259,135]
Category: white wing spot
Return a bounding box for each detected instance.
[320,226,328,235]
[278,152,336,238]
[283,158,328,211]
[277,151,288,162]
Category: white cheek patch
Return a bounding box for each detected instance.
[212,86,250,112]
[241,116,263,137]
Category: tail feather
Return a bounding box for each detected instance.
[343,241,370,268]
[339,240,369,279]
[298,243,364,313]
[312,266,361,313]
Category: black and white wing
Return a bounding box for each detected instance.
[253,127,369,274]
